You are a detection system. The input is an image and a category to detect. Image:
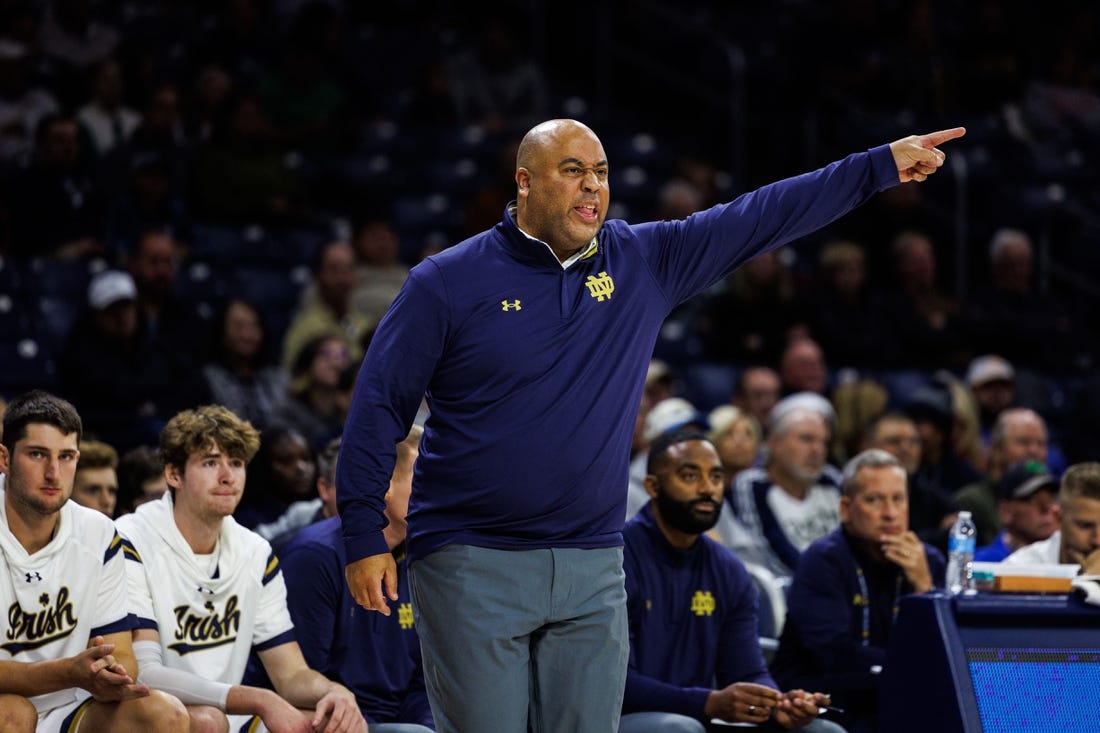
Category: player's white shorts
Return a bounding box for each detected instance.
[35,697,92,733]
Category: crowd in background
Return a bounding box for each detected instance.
[1,2,1099,730]
[1,0,1099,466]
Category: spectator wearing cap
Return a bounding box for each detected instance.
[953,408,1050,546]
[57,269,210,451]
[716,398,841,581]
[1005,463,1100,574]
[974,460,1059,562]
[625,397,709,520]
[966,354,1015,447]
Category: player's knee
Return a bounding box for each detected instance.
[186,704,230,733]
[132,690,191,732]
[0,694,37,733]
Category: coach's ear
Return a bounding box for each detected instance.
[516,167,531,197]
[0,444,8,475]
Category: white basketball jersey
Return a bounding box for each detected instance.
[0,489,131,714]
[115,492,294,685]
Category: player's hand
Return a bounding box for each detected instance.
[72,638,149,702]
[889,127,966,183]
[310,688,368,733]
[345,553,398,616]
[257,691,314,733]
[703,681,782,724]
[772,689,826,729]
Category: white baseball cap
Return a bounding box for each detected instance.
[966,355,1015,388]
[88,270,137,310]
[643,397,709,444]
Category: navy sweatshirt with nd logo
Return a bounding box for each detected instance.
[337,145,900,564]
[622,503,774,720]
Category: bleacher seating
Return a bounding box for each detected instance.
[0,337,55,394]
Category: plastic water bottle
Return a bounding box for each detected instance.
[946,510,977,595]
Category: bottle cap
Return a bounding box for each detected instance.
[958,510,972,519]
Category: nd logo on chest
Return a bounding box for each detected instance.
[691,590,716,617]
[500,271,616,312]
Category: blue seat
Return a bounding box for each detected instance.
[264,227,328,267]
[174,260,231,311]
[681,362,738,411]
[0,292,35,339]
[190,224,267,265]
[606,132,676,174]
[231,266,308,312]
[0,337,55,393]
[23,258,102,299]
[392,193,464,243]
[423,157,489,194]
[0,259,24,298]
[337,152,411,192]
[36,296,81,352]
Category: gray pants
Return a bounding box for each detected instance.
[619,711,849,733]
[409,544,629,733]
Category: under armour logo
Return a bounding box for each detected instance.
[501,299,522,311]
[584,271,615,302]
[25,572,41,583]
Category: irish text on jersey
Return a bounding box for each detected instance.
[3,587,78,654]
[168,595,241,655]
